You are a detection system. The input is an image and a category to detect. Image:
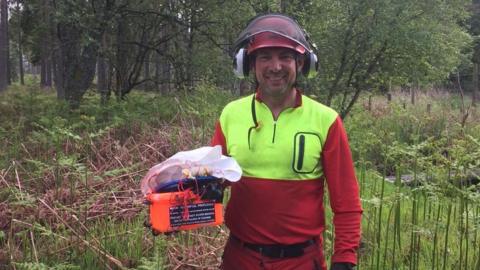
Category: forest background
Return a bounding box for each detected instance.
[0,0,480,269]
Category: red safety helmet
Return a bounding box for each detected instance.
[232,14,318,79]
[233,14,313,55]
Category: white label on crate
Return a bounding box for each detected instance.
[169,202,215,227]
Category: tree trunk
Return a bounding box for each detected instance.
[40,0,47,88]
[155,53,171,94]
[97,57,108,103]
[52,47,65,99]
[40,0,53,88]
[115,18,129,99]
[107,58,114,95]
[16,1,23,85]
[186,30,194,90]
[18,35,24,85]
[0,0,8,91]
[41,58,47,86]
[54,22,98,108]
[45,57,52,87]
[97,33,110,104]
[143,52,150,90]
[5,2,9,86]
[156,26,171,94]
[155,51,161,92]
[473,63,478,107]
[51,1,64,99]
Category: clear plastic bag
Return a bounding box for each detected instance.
[140,146,242,195]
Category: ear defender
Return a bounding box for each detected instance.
[303,51,319,79]
[233,48,249,79]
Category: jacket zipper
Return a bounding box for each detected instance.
[269,106,291,144]
[272,121,277,143]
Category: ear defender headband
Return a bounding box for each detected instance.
[232,14,319,79]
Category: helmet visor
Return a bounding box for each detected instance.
[247,32,306,54]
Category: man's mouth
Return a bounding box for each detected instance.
[266,74,286,81]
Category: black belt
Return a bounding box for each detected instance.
[230,234,316,259]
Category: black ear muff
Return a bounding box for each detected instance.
[233,48,249,79]
[302,52,318,79]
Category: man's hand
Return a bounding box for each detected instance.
[330,262,355,270]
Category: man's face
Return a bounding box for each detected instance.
[252,47,303,98]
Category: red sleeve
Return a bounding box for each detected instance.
[210,121,227,155]
[321,116,362,265]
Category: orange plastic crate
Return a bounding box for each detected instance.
[146,190,223,233]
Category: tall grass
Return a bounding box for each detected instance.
[346,90,480,270]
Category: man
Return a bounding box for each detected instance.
[211,14,362,270]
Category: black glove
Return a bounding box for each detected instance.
[330,262,355,270]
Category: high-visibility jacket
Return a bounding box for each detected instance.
[211,89,362,265]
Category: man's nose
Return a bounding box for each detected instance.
[270,57,282,71]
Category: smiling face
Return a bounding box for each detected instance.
[253,47,304,99]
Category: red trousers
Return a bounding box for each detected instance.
[220,236,327,270]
